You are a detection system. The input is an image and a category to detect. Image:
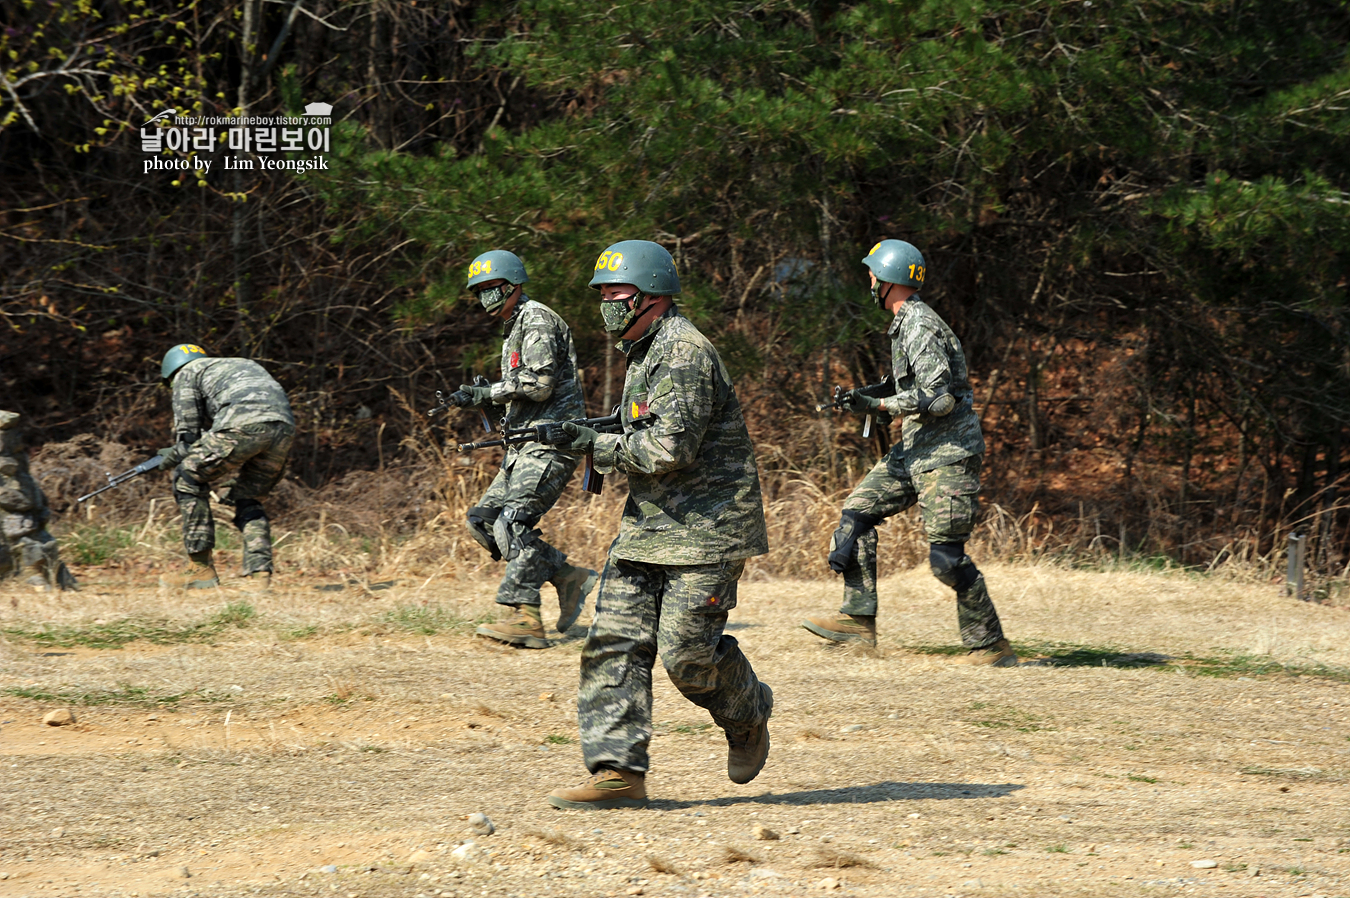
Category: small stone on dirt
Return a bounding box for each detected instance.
[753,824,780,841]
[468,812,495,836]
[840,724,864,733]
[539,692,556,701]
[1191,860,1218,869]
[320,865,337,874]
[818,877,841,890]
[451,841,486,864]
[175,866,191,879]
[964,879,984,888]
[749,868,784,880]
[43,708,76,726]
[408,849,438,864]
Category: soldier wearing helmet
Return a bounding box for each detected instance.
[802,239,1017,667]
[156,344,295,591]
[545,240,774,811]
[456,250,599,648]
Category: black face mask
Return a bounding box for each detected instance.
[476,284,513,313]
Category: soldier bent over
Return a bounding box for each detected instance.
[0,410,78,591]
[546,240,774,810]
[803,240,1017,667]
[455,250,598,648]
[156,344,295,591]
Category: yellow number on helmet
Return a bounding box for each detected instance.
[184,344,205,354]
[607,252,624,272]
[869,242,882,257]
[594,251,610,271]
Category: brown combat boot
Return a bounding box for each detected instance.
[475,604,549,649]
[551,563,598,632]
[802,613,877,647]
[241,571,272,595]
[952,638,1018,667]
[159,551,220,589]
[721,683,773,784]
[547,769,648,810]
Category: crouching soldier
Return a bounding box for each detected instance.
[156,344,294,591]
[0,410,78,591]
[455,250,598,648]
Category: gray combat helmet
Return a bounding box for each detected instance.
[588,240,681,295]
[466,250,528,314]
[161,343,209,380]
[861,239,926,307]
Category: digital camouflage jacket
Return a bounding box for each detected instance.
[489,297,587,437]
[592,307,769,565]
[170,358,294,444]
[877,297,985,474]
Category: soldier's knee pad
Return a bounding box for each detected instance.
[930,541,980,591]
[232,499,267,530]
[492,506,541,563]
[466,506,502,561]
[828,510,882,573]
[172,470,208,500]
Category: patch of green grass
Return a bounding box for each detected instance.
[1224,862,1248,872]
[672,723,713,734]
[358,744,386,753]
[910,639,1350,683]
[1286,866,1307,876]
[1046,843,1070,853]
[279,625,320,641]
[2,684,222,708]
[964,702,1048,733]
[1128,774,1158,783]
[983,848,1007,856]
[545,734,573,744]
[0,601,257,649]
[1177,842,1194,849]
[377,603,482,635]
[1292,838,1313,842]
[63,524,137,565]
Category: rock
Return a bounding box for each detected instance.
[817,877,841,890]
[450,841,487,864]
[468,812,495,836]
[43,709,76,726]
[840,724,864,733]
[320,865,337,874]
[1191,860,1218,869]
[539,692,556,702]
[785,826,800,835]
[408,849,438,864]
[749,868,784,880]
[625,888,644,896]
[175,866,191,879]
[964,879,984,888]
[752,824,780,841]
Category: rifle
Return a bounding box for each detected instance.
[457,411,623,496]
[76,455,164,504]
[816,375,895,439]
[428,374,493,434]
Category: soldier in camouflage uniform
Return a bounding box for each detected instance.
[156,344,295,591]
[546,240,774,810]
[803,240,1017,667]
[0,411,78,592]
[453,250,598,648]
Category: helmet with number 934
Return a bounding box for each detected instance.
[466,250,528,313]
[161,343,209,380]
[861,239,926,295]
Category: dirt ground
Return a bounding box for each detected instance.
[1,561,1348,898]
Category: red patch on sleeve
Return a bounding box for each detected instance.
[510,351,521,369]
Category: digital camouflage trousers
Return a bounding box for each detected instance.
[470,445,578,607]
[175,422,294,573]
[837,450,1004,648]
[577,555,772,775]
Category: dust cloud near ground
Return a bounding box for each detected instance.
[1,563,1348,897]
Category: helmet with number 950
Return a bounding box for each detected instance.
[466,250,528,313]
[588,240,680,295]
[161,343,209,380]
[861,239,926,296]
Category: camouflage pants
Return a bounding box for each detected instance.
[837,449,1004,648]
[577,555,771,775]
[175,422,294,573]
[470,445,578,607]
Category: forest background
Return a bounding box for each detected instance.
[1,0,1348,591]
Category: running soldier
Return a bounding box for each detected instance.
[0,410,78,591]
[546,240,774,810]
[455,250,598,648]
[802,240,1017,666]
[157,344,295,591]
